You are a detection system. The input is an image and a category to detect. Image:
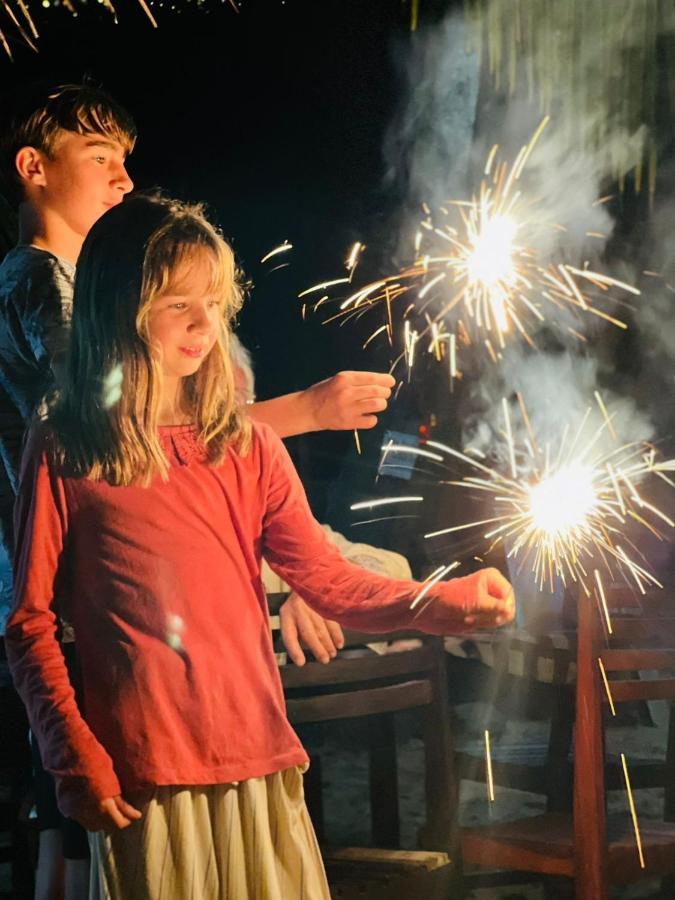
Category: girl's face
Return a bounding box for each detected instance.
[146,255,223,382]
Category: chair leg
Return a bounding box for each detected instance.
[368,714,400,848]
[542,875,575,899]
[303,755,325,844]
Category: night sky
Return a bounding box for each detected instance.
[1,0,449,556]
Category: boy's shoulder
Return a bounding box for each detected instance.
[0,245,75,309]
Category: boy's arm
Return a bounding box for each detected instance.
[260,429,514,633]
[248,371,394,437]
[5,428,121,820]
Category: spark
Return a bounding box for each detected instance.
[346,241,364,273]
[485,730,495,802]
[594,569,613,635]
[621,754,646,869]
[350,496,424,511]
[381,444,444,463]
[298,277,350,298]
[598,657,616,716]
[410,560,460,611]
[260,241,293,264]
[423,400,675,594]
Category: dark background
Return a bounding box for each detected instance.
[2,0,672,577]
[1,0,441,549]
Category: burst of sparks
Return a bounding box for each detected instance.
[307,120,640,375]
[423,399,675,594]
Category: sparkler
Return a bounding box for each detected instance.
[306,121,639,377]
[423,397,675,595]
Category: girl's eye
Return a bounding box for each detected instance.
[171,303,187,311]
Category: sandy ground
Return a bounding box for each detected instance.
[1,701,669,897]
[301,698,670,899]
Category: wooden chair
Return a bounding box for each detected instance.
[277,622,462,900]
[453,632,575,813]
[461,586,675,898]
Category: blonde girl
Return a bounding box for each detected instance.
[6,193,514,900]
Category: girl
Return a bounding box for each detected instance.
[5,194,514,900]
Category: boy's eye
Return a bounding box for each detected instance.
[94,156,107,164]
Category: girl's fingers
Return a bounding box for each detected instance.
[325,619,345,650]
[280,600,307,667]
[114,796,142,821]
[303,607,338,662]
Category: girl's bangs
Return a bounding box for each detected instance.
[144,230,234,311]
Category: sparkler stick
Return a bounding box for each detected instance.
[621,753,646,869]
[353,430,361,455]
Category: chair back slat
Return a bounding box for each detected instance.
[602,679,675,704]
[281,646,434,689]
[600,649,675,671]
[609,617,675,644]
[285,679,433,724]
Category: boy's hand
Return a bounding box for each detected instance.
[77,794,142,832]
[304,371,395,431]
[280,592,344,665]
[423,568,515,633]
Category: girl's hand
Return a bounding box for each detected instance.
[280,592,344,665]
[77,794,142,832]
[425,568,515,633]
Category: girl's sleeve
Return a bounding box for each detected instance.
[4,427,121,819]
[260,428,430,632]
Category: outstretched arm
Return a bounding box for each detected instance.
[248,371,395,437]
[260,428,515,634]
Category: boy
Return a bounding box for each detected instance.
[0,81,395,898]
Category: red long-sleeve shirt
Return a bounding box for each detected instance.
[6,422,437,819]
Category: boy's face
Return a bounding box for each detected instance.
[34,129,133,239]
[146,257,223,383]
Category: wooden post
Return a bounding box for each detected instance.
[573,586,608,899]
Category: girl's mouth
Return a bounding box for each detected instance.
[179,346,205,359]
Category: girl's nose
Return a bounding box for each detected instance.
[189,308,212,332]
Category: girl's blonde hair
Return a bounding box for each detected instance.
[50,192,251,485]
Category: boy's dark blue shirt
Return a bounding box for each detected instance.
[0,245,74,633]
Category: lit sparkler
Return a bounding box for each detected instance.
[306,121,639,376]
[423,398,675,594]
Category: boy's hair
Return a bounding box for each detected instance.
[50,192,251,486]
[0,82,137,206]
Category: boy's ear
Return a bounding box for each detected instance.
[14,146,49,188]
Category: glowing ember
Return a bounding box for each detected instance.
[528,463,597,538]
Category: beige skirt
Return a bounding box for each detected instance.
[89,766,330,900]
